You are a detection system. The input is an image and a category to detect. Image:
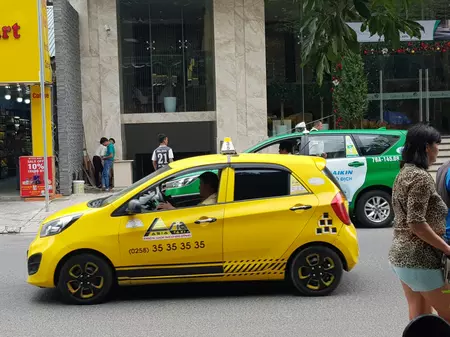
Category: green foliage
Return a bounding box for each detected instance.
[332,50,368,128]
[271,0,424,85]
[267,80,297,102]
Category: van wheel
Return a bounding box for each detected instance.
[356,190,393,228]
[289,246,343,296]
[57,253,113,305]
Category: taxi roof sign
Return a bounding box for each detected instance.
[221,137,236,154]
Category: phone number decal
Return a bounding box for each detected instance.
[371,155,400,163]
[128,241,206,255]
[129,248,150,255]
[152,241,205,252]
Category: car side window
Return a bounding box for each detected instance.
[308,135,346,159]
[133,169,223,213]
[353,134,400,156]
[233,168,291,201]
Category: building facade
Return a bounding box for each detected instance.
[54,0,450,186]
[63,0,267,180]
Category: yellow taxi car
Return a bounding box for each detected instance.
[27,138,359,304]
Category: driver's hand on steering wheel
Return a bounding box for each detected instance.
[157,202,175,210]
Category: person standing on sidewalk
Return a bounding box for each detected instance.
[310,121,323,132]
[12,129,27,190]
[152,133,174,170]
[109,138,116,188]
[436,159,450,242]
[102,138,115,191]
[93,137,107,188]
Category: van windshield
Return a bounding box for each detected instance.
[98,165,171,207]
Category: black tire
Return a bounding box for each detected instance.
[289,245,343,296]
[355,190,393,228]
[57,253,113,305]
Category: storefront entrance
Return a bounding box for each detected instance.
[365,42,450,133]
[0,85,32,198]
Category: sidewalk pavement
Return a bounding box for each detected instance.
[0,192,111,235]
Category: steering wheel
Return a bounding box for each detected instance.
[155,186,166,203]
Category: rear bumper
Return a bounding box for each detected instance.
[334,224,359,271]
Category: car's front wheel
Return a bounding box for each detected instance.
[356,190,393,228]
[289,245,343,296]
[57,253,113,305]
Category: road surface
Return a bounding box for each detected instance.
[0,229,407,337]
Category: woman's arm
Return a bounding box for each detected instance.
[410,223,450,255]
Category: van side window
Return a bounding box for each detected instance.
[254,139,300,154]
[353,134,399,156]
[308,135,346,159]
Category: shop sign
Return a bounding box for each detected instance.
[19,156,54,198]
[0,0,51,83]
[1,23,21,39]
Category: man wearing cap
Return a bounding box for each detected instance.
[295,122,309,134]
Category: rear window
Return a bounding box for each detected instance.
[353,134,399,156]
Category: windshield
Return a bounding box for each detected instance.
[100,165,171,206]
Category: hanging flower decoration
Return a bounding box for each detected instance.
[362,41,450,56]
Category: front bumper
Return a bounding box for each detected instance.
[333,223,359,271]
[26,235,69,288]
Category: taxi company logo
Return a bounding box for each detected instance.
[143,218,191,241]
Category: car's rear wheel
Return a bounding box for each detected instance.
[57,253,113,305]
[356,190,393,228]
[289,245,343,296]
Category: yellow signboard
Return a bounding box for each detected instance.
[0,0,51,83]
[31,85,53,156]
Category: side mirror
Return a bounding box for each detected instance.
[127,199,142,214]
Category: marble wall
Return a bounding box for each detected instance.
[69,0,122,160]
[213,0,268,152]
[69,0,268,159]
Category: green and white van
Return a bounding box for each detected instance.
[245,128,406,228]
[164,128,406,228]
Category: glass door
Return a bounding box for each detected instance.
[367,54,423,130]
[423,52,450,134]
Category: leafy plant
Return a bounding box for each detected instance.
[267,81,297,121]
[271,0,424,85]
[332,50,368,128]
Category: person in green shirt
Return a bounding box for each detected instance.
[101,138,115,191]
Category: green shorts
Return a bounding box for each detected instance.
[391,266,445,292]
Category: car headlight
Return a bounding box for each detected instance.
[40,214,82,238]
[165,176,198,189]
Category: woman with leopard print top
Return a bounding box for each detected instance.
[388,123,450,324]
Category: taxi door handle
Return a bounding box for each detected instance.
[290,205,312,211]
[195,217,217,224]
[348,161,364,167]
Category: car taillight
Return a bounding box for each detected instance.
[331,192,351,225]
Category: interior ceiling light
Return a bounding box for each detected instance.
[24,98,30,104]
[17,97,23,103]
[5,94,11,100]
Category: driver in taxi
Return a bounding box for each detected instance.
[157,172,219,210]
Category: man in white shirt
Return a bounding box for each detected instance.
[157,172,219,210]
[93,137,108,188]
[152,133,174,170]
